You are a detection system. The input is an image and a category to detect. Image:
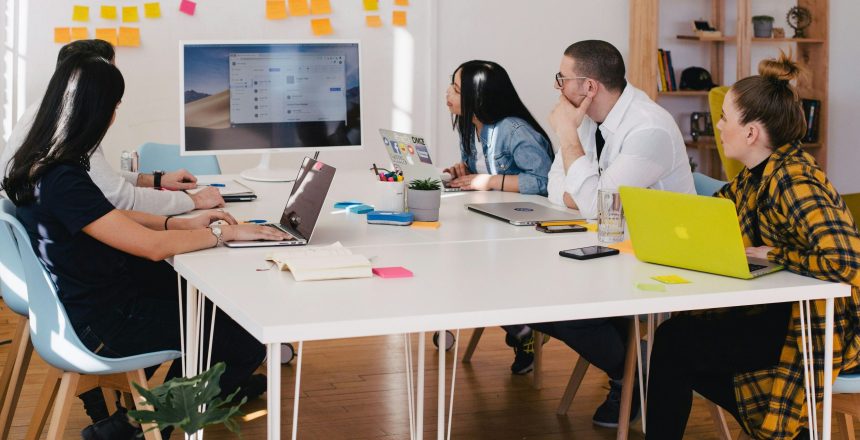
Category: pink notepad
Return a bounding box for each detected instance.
[372,267,413,278]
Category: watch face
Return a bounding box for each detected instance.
[211,226,222,235]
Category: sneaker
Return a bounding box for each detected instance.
[592,378,641,428]
[82,407,175,440]
[507,330,549,375]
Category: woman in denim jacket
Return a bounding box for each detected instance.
[444,60,554,195]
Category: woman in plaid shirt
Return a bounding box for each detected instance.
[645,52,860,439]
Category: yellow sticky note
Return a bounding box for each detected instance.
[652,275,691,284]
[288,0,310,16]
[311,18,333,36]
[54,28,72,43]
[144,3,162,18]
[266,0,287,19]
[362,0,379,11]
[95,28,118,46]
[310,0,331,15]
[72,5,89,22]
[365,15,382,28]
[394,0,409,5]
[392,10,407,26]
[637,283,666,292]
[607,239,634,254]
[122,6,139,22]
[70,27,89,41]
[583,223,598,232]
[411,221,440,229]
[101,6,118,20]
[118,27,141,47]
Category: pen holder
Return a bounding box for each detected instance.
[373,180,405,212]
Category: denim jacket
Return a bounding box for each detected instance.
[460,117,554,195]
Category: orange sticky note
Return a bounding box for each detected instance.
[607,239,635,254]
[95,28,118,46]
[70,27,89,41]
[394,0,409,5]
[311,18,333,36]
[72,5,89,22]
[310,0,331,15]
[54,28,72,43]
[392,10,407,26]
[118,27,141,47]
[362,0,379,11]
[266,0,287,19]
[144,2,162,18]
[365,15,382,28]
[122,6,139,22]
[101,6,118,19]
[288,0,310,16]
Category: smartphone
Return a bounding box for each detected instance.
[559,246,620,260]
[536,224,587,233]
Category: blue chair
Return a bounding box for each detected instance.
[1,208,180,440]
[693,171,727,197]
[138,142,221,175]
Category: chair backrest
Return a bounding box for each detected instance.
[138,142,221,175]
[693,172,727,197]
[0,198,29,316]
[708,86,745,181]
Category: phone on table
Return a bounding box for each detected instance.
[536,224,587,233]
[559,246,620,260]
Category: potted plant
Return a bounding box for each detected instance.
[752,15,775,38]
[406,178,442,222]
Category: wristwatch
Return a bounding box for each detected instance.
[153,170,164,189]
[209,226,223,247]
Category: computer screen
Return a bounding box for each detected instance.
[180,41,362,156]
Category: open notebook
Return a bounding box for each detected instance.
[266,243,372,281]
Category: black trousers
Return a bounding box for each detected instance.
[645,303,793,440]
[530,317,631,380]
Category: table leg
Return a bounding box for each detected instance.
[417,333,425,440]
[267,343,282,440]
[823,297,834,440]
[438,329,445,440]
[798,301,818,440]
[634,316,646,434]
[616,321,638,440]
[291,341,303,440]
[404,334,415,440]
[185,283,200,378]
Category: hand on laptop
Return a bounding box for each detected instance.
[443,162,471,179]
[449,174,493,191]
[175,210,238,230]
[222,224,293,242]
[189,187,226,209]
[745,246,774,260]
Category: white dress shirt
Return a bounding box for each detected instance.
[547,84,695,218]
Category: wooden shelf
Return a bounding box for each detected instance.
[658,90,709,97]
[686,139,717,149]
[677,35,735,42]
[752,37,825,43]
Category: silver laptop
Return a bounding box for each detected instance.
[465,202,584,226]
[226,157,336,248]
[379,129,465,192]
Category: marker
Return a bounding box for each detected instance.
[199,183,225,187]
[243,219,266,224]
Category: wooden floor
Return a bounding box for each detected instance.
[1,304,856,439]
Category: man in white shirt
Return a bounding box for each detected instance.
[0,40,223,215]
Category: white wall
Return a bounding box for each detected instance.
[826,1,860,194]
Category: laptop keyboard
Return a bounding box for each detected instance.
[748,263,767,272]
[263,224,300,242]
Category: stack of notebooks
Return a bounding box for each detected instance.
[267,243,372,281]
[657,49,677,92]
[190,179,257,202]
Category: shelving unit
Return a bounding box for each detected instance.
[629,0,830,178]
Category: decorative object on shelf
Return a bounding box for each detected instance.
[787,6,812,38]
[690,112,714,141]
[692,19,722,38]
[680,67,717,91]
[752,15,775,38]
[406,178,442,222]
[773,27,786,38]
[801,99,821,143]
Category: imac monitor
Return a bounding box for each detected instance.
[180,41,362,181]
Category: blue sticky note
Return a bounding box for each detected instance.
[334,201,363,209]
[347,204,374,214]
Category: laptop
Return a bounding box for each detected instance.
[378,129,465,192]
[225,157,335,248]
[465,202,584,226]
[620,186,783,279]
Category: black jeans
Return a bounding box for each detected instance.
[530,317,631,380]
[645,303,793,439]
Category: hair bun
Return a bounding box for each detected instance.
[758,50,804,83]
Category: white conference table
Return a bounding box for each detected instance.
[174,171,849,440]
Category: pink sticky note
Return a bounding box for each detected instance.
[179,0,197,16]
[372,267,413,279]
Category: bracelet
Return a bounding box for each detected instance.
[164,215,174,231]
[501,174,506,192]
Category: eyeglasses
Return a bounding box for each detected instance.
[555,72,588,88]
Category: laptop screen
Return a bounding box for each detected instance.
[279,157,336,240]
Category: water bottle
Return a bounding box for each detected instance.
[120,150,132,172]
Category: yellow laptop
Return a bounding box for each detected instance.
[620,186,783,279]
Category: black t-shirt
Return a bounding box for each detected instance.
[16,164,137,325]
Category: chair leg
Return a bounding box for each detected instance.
[556,356,590,415]
[616,323,638,440]
[837,412,855,440]
[102,388,118,415]
[0,317,31,440]
[533,330,543,389]
[25,367,62,440]
[706,401,733,440]
[127,369,163,440]
[461,328,484,363]
[46,372,80,440]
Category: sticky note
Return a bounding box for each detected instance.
[362,0,379,11]
[607,239,634,254]
[266,0,288,19]
[179,0,197,16]
[411,221,440,229]
[54,28,72,43]
[144,3,162,18]
[118,27,141,47]
[73,5,89,22]
[392,10,407,26]
[334,201,363,209]
[122,6,139,22]
[347,203,373,214]
[636,283,666,292]
[288,0,310,16]
[310,0,331,15]
[365,15,382,28]
[101,6,118,20]
[652,275,691,284]
[394,0,409,5]
[311,18,333,36]
[583,223,598,232]
[95,28,118,46]
[372,267,413,279]
[70,27,89,41]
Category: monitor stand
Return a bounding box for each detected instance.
[240,153,296,182]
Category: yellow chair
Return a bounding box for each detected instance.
[842,193,860,223]
[709,86,746,181]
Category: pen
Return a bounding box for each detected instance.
[372,163,380,177]
[198,183,225,187]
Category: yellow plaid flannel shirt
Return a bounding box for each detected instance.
[698,143,860,438]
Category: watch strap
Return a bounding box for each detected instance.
[153,171,164,189]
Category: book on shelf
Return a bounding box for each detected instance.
[657,49,677,92]
[801,99,821,143]
[666,50,677,91]
[267,242,372,281]
[657,49,667,91]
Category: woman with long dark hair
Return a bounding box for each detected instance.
[444,60,553,195]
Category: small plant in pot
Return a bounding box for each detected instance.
[752,15,775,38]
[406,178,442,222]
